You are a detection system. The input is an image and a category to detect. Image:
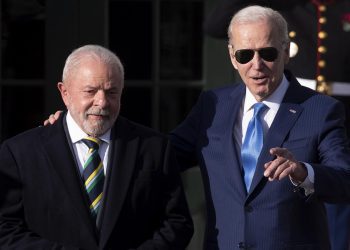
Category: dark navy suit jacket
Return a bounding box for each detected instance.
[171,71,350,250]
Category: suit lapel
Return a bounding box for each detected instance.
[99,117,139,248]
[248,76,305,195]
[227,85,248,196]
[40,115,98,239]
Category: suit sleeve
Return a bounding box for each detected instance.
[0,141,80,250]
[307,99,350,250]
[136,141,194,250]
[311,100,350,202]
[169,92,207,171]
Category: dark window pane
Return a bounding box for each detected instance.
[120,86,152,127]
[159,86,201,132]
[109,0,153,80]
[160,1,203,80]
[1,86,45,141]
[1,0,46,79]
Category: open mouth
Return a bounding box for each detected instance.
[252,76,268,83]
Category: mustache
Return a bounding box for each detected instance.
[85,108,110,116]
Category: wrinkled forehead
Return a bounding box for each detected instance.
[68,57,121,80]
[229,20,279,48]
[64,65,123,93]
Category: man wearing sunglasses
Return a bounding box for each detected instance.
[170,5,350,250]
[204,1,350,250]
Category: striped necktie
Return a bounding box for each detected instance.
[241,103,267,191]
[81,137,105,219]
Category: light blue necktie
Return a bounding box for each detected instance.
[241,102,267,191]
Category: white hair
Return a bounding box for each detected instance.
[62,44,124,84]
[228,5,290,46]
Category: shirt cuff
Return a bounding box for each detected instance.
[290,162,315,196]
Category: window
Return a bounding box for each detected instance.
[109,0,203,133]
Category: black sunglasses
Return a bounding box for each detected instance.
[233,47,279,64]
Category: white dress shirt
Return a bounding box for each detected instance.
[66,111,110,175]
[234,74,314,194]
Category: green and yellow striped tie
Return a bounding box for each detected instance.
[81,137,105,219]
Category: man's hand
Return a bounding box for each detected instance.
[43,110,63,126]
[264,147,307,183]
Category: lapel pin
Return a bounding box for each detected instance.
[289,109,296,114]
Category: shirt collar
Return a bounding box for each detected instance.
[243,74,289,114]
[66,111,111,144]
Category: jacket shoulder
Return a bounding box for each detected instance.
[116,116,167,140]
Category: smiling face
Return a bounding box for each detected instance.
[228,19,290,101]
[58,57,123,136]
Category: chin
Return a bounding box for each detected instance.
[83,121,111,136]
[254,90,270,101]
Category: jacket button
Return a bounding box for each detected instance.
[238,242,246,249]
[244,205,253,212]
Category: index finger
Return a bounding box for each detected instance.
[269,147,290,158]
[54,110,63,119]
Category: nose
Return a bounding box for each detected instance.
[94,90,108,108]
[251,51,264,69]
